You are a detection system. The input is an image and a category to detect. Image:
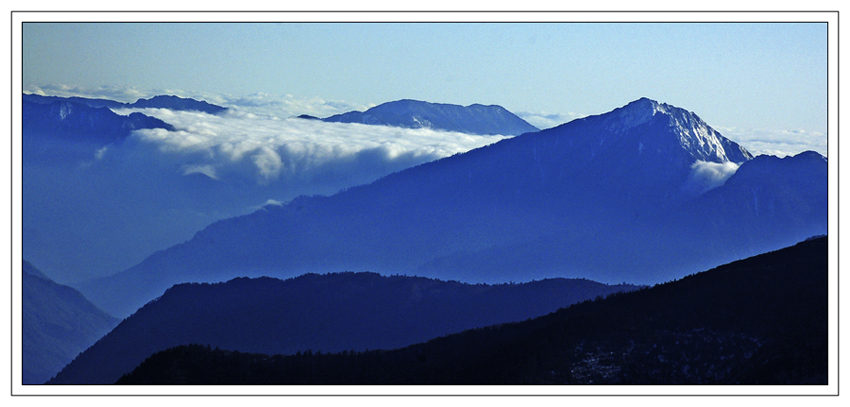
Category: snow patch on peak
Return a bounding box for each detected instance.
[614,97,665,130]
[616,98,752,164]
[674,117,731,162]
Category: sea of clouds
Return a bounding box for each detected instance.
[111,106,511,193]
[26,84,826,159]
[712,126,827,158]
[22,86,519,280]
[29,84,514,196]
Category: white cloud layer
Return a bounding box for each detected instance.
[26,84,825,159]
[515,110,586,130]
[714,126,827,158]
[113,106,510,188]
[24,83,371,118]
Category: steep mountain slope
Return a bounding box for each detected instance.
[321,99,539,135]
[115,236,828,385]
[77,98,825,318]
[415,149,828,284]
[662,150,828,262]
[47,273,639,384]
[22,261,119,384]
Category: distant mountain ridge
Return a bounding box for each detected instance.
[23,93,228,114]
[76,98,826,317]
[22,98,175,145]
[48,272,640,384]
[22,261,119,384]
[319,99,539,135]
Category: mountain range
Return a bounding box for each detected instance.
[23,93,228,114]
[22,95,236,281]
[22,93,226,163]
[47,273,639,384]
[21,94,830,387]
[311,99,539,135]
[22,98,173,159]
[114,236,828,385]
[21,94,535,282]
[75,97,827,317]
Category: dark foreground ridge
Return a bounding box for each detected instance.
[115,237,827,385]
[48,274,638,384]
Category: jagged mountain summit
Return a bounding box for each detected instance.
[588,97,752,163]
[498,97,753,205]
[76,98,825,317]
[319,99,540,135]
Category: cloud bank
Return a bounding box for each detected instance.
[29,84,510,189]
[515,110,586,130]
[25,94,510,281]
[24,84,372,118]
[714,126,827,158]
[113,106,510,195]
[27,84,824,159]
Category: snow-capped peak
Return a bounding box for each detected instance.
[609,98,752,164]
[615,97,666,129]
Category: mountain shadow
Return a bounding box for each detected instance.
[46,274,639,384]
[22,261,119,384]
[115,236,828,385]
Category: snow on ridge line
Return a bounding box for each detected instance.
[617,98,752,164]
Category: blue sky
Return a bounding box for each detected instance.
[22,18,829,156]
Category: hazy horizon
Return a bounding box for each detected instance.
[23,19,829,157]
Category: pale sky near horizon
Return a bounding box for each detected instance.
[21,17,830,156]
